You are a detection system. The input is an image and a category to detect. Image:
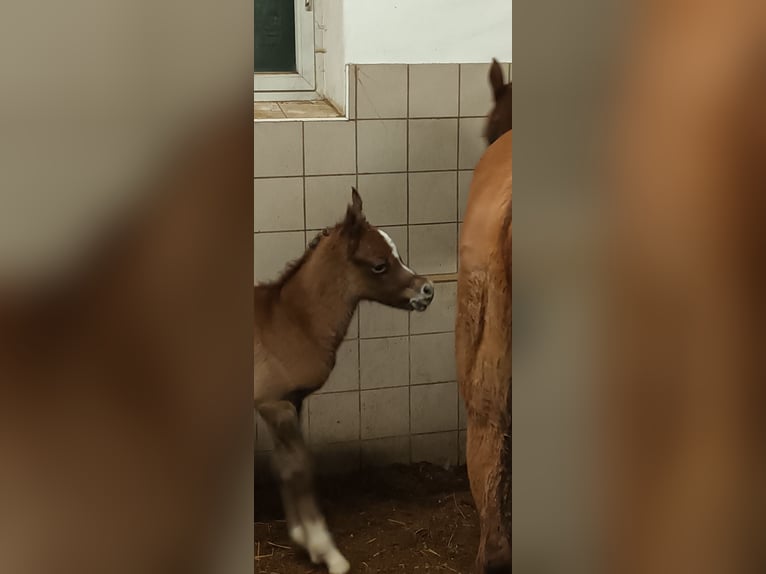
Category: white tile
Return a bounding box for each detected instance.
[408,171,457,224]
[254,122,303,177]
[411,382,458,434]
[410,332,456,384]
[360,336,409,390]
[409,224,457,275]
[409,119,458,172]
[409,64,459,118]
[357,64,408,119]
[305,175,357,229]
[304,121,356,175]
[357,173,408,226]
[360,387,410,439]
[359,301,409,338]
[254,231,306,284]
[308,392,360,444]
[254,178,304,232]
[410,282,456,335]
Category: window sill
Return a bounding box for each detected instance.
[254,99,343,122]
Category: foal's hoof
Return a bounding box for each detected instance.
[309,547,350,574]
[325,551,351,574]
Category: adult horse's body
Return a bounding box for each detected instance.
[456,59,513,574]
[254,189,434,574]
[456,131,512,573]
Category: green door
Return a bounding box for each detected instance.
[254,0,296,73]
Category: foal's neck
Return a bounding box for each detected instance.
[282,240,357,354]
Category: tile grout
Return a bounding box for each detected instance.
[353,64,363,454]
[455,62,463,456]
[256,221,461,234]
[254,168,475,180]
[405,63,413,464]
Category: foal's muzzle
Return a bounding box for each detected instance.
[409,280,434,312]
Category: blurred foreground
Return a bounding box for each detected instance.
[0,2,254,573]
[514,1,766,573]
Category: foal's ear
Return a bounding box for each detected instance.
[350,187,363,213]
[489,58,505,102]
[342,187,365,238]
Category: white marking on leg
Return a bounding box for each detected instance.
[289,525,306,547]
[305,519,350,574]
[377,229,415,274]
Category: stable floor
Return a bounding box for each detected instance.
[255,463,479,573]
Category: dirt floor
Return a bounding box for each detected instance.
[255,463,479,574]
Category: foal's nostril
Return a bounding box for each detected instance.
[422,283,434,298]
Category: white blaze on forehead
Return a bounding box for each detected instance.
[377,229,414,274]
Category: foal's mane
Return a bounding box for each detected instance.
[261,224,340,289]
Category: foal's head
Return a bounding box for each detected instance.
[329,188,434,312]
[485,58,512,145]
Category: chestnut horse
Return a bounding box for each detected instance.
[456,59,513,574]
[254,188,434,574]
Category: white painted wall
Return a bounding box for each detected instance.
[315,0,346,112]
[343,0,512,64]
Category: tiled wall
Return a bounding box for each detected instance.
[255,62,511,477]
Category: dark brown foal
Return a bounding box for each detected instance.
[254,188,434,574]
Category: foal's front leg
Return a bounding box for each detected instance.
[257,400,350,574]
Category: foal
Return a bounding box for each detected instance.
[254,188,434,574]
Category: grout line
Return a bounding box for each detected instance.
[257,218,464,235]
[353,64,363,450]
[456,64,462,270]
[255,167,472,180]
[357,115,487,121]
[315,380,458,397]
[405,64,413,465]
[455,62,463,466]
[300,121,311,441]
[301,122,307,233]
[455,66,462,282]
[350,326,456,342]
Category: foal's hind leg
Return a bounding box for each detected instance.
[257,400,350,574]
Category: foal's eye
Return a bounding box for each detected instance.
[371,263,388,275]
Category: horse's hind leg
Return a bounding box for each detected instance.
[257,400,350,574]
[457,262,512,573]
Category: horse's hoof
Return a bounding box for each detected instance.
[483,543,512,574]
[325,551,351,574]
